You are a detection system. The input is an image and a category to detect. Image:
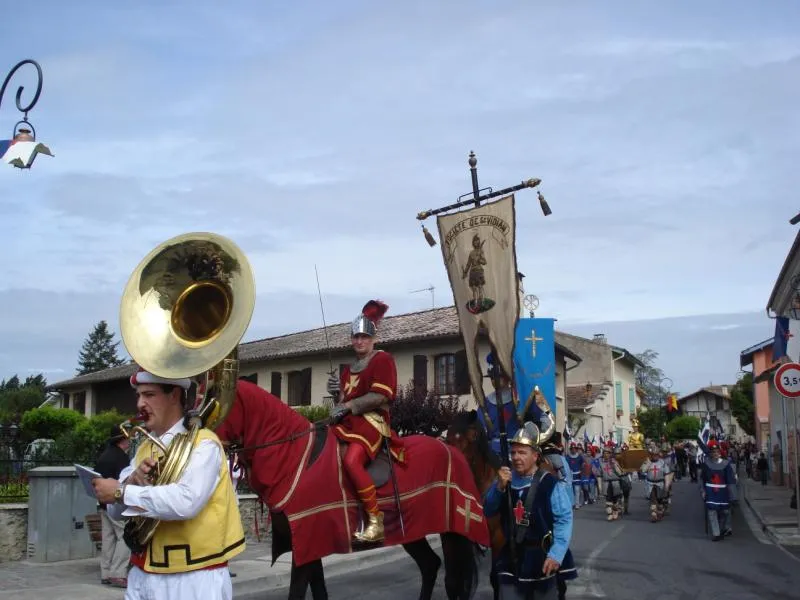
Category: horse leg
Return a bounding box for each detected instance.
[287,558,310,600]
[287,558,329,600]
[403,538,442,600]
[307,559,329,600]
[441,532,479,600]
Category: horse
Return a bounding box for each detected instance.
[444,410,503,599]
[215,381,488,600]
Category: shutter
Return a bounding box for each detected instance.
[270,372,282,398]
[615,381,622,410]
[413,355,428,396]
[454,350,470,395]
[628,386,635,413]
[301,368,312,406]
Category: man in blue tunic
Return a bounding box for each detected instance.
[484,422,577,599]
[701,440,737,541]
[477,352,542,461]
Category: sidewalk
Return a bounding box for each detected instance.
[0,536,440,600]
[740,476,800,553]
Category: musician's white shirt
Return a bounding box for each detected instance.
[107,418,232,600]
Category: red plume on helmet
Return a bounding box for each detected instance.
[361,300,389,326]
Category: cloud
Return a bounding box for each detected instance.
[2,1,799,386]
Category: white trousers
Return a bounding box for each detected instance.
[100,510,130,580]
[125,565,232,600]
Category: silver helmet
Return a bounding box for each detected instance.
[351,314,377,337]
[350,300,388,338]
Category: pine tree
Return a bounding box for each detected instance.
[76,320,126,375]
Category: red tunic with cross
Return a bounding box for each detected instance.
[332,350,406,462]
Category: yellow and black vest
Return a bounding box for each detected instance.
[133,428,246,574]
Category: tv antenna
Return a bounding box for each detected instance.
[411,285,435,308]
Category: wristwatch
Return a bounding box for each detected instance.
[114,484,125,504]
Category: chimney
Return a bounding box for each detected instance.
[593,333,607,345]
[721,385,728,396]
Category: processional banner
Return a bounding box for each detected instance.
[514,317,556,418]
[436,195,519,410]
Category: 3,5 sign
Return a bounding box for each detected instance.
[775,363,800,398]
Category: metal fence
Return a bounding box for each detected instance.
[0,459,78,502]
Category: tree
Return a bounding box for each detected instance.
[635,349,672,407]
[665,415,701,441]
[0,373,48,424]
[729,372,755,437]
[636,405,667,441]
[76,321,125,375]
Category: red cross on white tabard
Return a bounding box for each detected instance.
[650,463,660,479]
[513,499,526,524]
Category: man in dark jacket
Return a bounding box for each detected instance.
[95,425,131,587]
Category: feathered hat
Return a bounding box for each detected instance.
[351,300,389,337]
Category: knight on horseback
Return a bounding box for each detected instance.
[328,300,406,543]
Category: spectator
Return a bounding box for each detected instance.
[757,452,769,486]
[94,426,132,588]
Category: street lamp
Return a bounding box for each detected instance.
[0,59,53,169]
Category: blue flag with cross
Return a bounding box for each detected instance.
[513,317,556,423]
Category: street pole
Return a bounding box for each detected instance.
[793,400,800,529]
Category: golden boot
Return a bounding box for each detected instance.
[356,511,384,542]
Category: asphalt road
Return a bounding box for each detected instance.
[244,476,800,600]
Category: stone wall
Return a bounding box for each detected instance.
[0,504,28,562]
[0,494,269,563]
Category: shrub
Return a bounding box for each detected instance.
[391,383,464,438]
[20,406,83,442]
[665,415,701,442]
[294,405,330,422]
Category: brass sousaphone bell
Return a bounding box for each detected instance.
[118,232,255,550]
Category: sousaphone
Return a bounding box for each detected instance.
[118,232,255,550]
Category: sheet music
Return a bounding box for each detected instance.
[74,464,101,498]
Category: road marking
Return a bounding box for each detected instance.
[578,523,625,598]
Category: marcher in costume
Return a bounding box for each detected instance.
[94,426,132,588]
[328,300,406,543]
[483,422,577,600]
[541,433,573,505]
[599,443,624,521]
[579,452,594,505]
[93,369,245,600]
[640,446,673,522]
[701,440,737,541]
[588,447,601,505]
[565,443,585,509]
[477,352,543,461]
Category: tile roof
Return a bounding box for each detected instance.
[678,385,735,402]
[50,306,582,389]
[566,382,611,410]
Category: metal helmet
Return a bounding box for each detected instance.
[510,421,542,450]
[350,300,389,337]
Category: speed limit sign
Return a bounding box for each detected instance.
[775,362,800,398]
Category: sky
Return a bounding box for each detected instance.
[1,1,798,393]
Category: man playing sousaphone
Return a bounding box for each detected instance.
[328,299,406,543]
[93,369,245,600]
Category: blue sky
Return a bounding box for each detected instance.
[2,1,798,392]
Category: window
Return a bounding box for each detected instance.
[240,373,258,384]
[715,397,724,411]
[413,355,428,396]
[270,372,282,398]
[287,368,311,406]
[435,354,456,395]
[729,424,737,436]
[434,351,471,395]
